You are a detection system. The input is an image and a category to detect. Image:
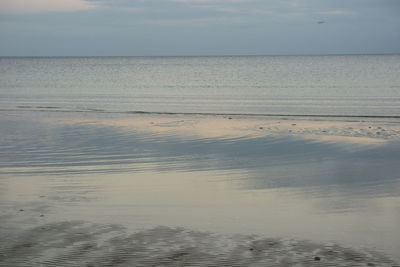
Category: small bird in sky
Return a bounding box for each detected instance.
[317,21,325,24]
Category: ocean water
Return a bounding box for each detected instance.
[0,55,400,118]
[1,55,400,265]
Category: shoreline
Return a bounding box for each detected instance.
[4,107,400,121]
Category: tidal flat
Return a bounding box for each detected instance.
[1,111,400,266]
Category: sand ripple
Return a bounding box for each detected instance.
[0,221,398,267]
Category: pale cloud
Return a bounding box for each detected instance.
[286,1,305,8]
[320,9,348,15]
[0,0,95,13]
[141,16,244,25]
[204,6,242,13]
[250,8,272,15]
[168,0,254,3]
[188,4,272,15]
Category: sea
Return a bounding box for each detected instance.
[1,55,400,265]
[0,55,399,118]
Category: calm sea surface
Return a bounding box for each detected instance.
[1,55,399,118]
[1,55,400,265]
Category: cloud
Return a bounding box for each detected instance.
[320,9,348,15]
[0,0,95,13]
[168,0,254,3]
[141,16,244,25]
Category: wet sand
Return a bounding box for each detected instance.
[1,112,400,266]
[1,219,398,267]
[47,113,400,142]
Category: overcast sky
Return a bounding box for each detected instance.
[0,0,399,56]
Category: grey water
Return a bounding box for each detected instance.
[1,55,400,118]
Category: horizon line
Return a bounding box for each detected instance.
[1,52,400,58]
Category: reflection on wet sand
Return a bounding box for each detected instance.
[46,114,400,143]
[1,112,400,264]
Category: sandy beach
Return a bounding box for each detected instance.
[1,111,400,266]
[48,113,400,142]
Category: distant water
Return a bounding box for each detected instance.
[1,55,399,118]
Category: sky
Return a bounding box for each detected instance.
[0,0,399,56]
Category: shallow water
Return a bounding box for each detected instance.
[1,112,400,265]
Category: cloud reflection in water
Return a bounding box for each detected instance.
[1,116,399,201]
